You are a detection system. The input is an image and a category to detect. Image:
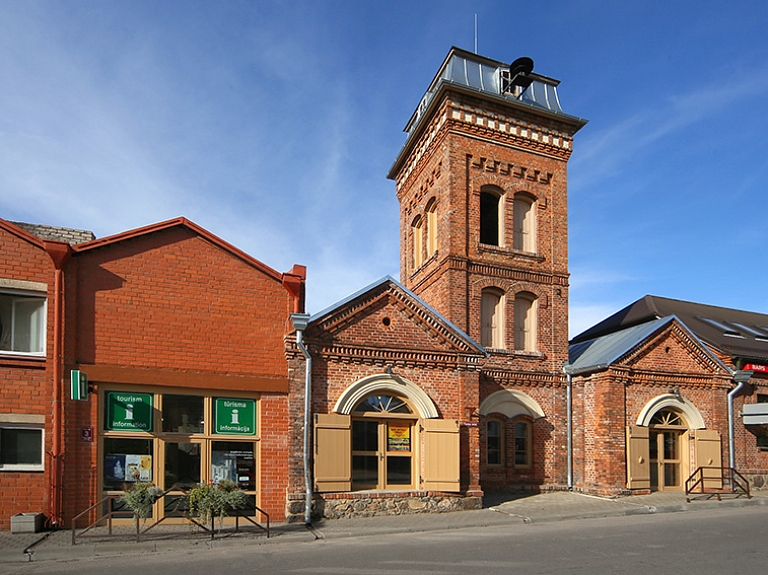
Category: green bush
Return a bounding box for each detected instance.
[188,479,247,524]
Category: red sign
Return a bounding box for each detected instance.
[743,364,768,373]
[81,427,93,442]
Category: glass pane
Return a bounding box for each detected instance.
[103,437,153,490]
[9,298,45,353]
[649,432,659,459]
[487,421,501,465]
[352,455,378,486]
[352,420,378,452]
[386,456,411,485]
[664,463,678,487]
[162,395,204,433]
[211,441,255,490]
[515,422,529,465]
[164,442,201,490]
[0,428,42,464]
[353,395,411,414]
[663,432,677,459]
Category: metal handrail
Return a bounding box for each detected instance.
[71,486,270,544]
[685,466,752,502]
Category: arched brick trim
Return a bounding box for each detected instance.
[333,373,439,418]
[635,394,706,429]
[478,389,545,419]
[508,282,548,308]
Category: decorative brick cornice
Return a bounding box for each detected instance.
[469,155,552,184]
[309,345,482,371]
[481,369,564,388]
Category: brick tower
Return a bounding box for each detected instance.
[388,48,586,489]
[388,47,586,371]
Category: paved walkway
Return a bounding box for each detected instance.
[2,490,766,565]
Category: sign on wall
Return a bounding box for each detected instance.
[214,398,256,435]
[106,392,154,432]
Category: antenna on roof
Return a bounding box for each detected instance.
[474,14,478,53]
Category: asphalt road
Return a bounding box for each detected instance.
[5,506,767,575]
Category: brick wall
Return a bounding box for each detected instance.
[0,228,56,529]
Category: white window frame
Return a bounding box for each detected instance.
[0,424,45,471]
[0,289,47,357]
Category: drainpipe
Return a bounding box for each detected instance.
[728,369,753,470]
[43,241,71,528]
[291,313,312,526]
[563,365,573,490]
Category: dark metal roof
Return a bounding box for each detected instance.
[571,295,768,364]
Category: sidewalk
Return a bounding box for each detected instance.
[2,490,766,565]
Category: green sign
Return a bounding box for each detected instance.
[214,398,256,435]
[106,392,153,432]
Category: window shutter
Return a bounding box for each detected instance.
[422,419,460,492]
[314,413,351,492]
[626,425,650,489]
[694,429,722,489]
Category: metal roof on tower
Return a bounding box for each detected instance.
[388,47,588,180]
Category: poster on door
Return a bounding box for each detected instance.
[388,423,411,452]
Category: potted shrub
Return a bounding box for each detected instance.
[188,479,247,527]
[119,482,164,525]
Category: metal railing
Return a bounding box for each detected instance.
[684,466,751,503]
[71,485,269,545]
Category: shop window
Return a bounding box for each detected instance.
[0,292,46,355]
[481,289,505,349]
[480,189,502,246]
[412,215,423,270]
[514,420,532,467]
[426,198,438,257]
[0,425,43,471]
[101,390,259,521]
[513,194,535,252]
[103,437,153,489]
[162,394,204,433]
[514,293,537,351]
[487,419,504,466]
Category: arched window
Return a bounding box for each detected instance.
[426,198,437,257]
[486,419,504,466]
[480,189,502,246]
[412,216,423,270]
[514,420,532,467]
[513,194,535,252]
[351,394,415,490]
[514,292,537,351]
[481,288,505,349]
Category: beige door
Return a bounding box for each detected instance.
[351,418,414,490]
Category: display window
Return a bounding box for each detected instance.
[99,388,260,522]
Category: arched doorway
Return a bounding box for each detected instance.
[648,408,688,491]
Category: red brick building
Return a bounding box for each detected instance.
[569,296,768,495]
[285,48,588,521]
[0,217,305,530]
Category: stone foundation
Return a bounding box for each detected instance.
[286,492,482,522]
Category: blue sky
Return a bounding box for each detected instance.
[2,1,768,337]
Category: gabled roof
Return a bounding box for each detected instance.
[0,218,47,249]
[310,275,487,356]
[567,315,729,375]
[571,295,768,364]
[73,217,284,282]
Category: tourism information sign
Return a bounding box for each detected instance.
[106,392,153,432]
[214,398,256,435]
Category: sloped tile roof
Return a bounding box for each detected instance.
[11,221,95,245]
